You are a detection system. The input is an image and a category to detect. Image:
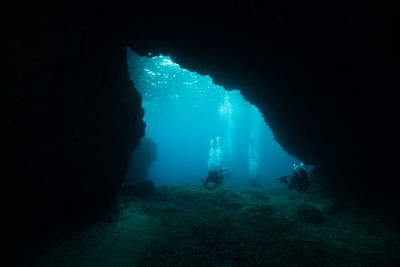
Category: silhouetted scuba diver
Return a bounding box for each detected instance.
[278,167,310,193]
[204,168,229,190]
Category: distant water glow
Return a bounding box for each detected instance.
[127,49,301,187]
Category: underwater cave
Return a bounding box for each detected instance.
[126,49,302,188]
[3,4,395,266]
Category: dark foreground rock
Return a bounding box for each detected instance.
[2,4,394,258]
[18,185,400,266]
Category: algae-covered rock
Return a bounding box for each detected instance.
[19,185,400,266]
[247,204,276,217]
[243,188,270,202]
[295,204,325,224]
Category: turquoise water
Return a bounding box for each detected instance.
[127,49,301,187]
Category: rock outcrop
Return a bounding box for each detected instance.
[2,4,394,244]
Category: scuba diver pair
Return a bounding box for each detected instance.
[278,163,310,193]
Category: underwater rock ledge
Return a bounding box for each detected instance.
[3,22,145,250]
[2,5,393,258]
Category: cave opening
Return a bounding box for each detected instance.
[127,49,301,188]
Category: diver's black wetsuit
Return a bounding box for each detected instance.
[204,169,228,190]
[278,168,310,193]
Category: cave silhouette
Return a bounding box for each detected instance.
[3,3,394,266]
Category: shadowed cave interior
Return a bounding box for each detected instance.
[3,3,395,266]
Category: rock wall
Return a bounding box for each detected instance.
[127,137,157,181]
[2,4,394,241]
[121,3,391,201]
[3,6,145,240]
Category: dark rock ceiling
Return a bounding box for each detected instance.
[2,3,394,239]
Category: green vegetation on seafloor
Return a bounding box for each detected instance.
[25,185,400,267]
